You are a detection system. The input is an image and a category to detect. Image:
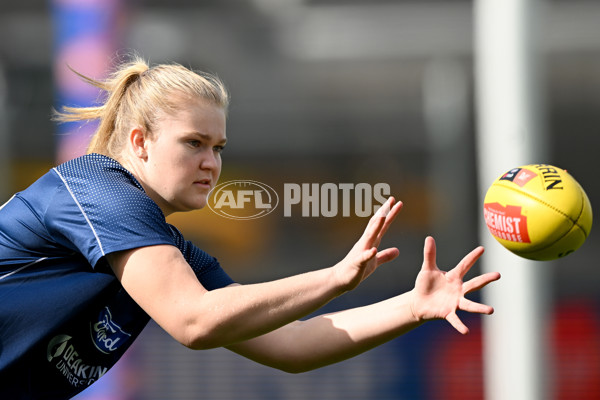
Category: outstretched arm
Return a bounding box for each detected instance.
[226,237,500,373]
[108,198,403,350]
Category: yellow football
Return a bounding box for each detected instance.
[483,164,592,261]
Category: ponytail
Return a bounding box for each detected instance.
[53,55,229,159]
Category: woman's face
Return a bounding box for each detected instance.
[139,99,227,215]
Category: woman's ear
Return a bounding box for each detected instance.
[129,127,148,160]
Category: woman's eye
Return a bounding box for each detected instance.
[214,145,225,154]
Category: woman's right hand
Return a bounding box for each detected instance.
[333,197,403,293]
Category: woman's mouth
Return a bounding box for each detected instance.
[194,179,212,189]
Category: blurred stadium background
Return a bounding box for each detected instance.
[0,0,599,399]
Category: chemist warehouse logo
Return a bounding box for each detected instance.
[207,180,390,220]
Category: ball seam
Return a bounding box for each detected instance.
[497,183,577,223]
[573,188,589,238]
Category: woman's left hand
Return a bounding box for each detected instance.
[410,236,501,334]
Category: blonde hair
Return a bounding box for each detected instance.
[53,55,229,159]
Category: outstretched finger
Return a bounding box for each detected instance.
[452,246,485,279]
[459,297,494,315]
[361,197,395,247]
[463,271,501,294]
[374,200,403,245]
[421,236,438,272]
[446,312,469,335]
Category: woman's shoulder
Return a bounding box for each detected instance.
[54,153,143,190]
[50,153,161,218]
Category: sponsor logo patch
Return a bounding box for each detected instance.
[484,202,531,243]
[90,307,132,354]
[499,168,537,187]
[46,334,108,388]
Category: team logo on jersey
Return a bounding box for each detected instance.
[90,307,132,354]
